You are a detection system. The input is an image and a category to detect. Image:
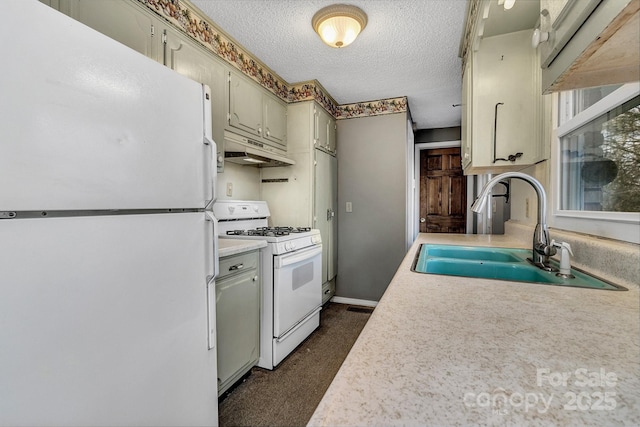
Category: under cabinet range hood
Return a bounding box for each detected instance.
[224,130,295,167]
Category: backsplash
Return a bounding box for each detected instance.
[505,221,640,289]
[136,0,408,121]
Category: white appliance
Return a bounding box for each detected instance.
[0,2,218,426]
[213,200,322,370]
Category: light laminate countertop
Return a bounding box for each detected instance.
[218,238,266,258]
[308,233,640,426]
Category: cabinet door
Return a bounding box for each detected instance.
[314,106,334,153]
[215,268,260,390]
[461,57,472,170]
[164,27,227,171]
[314,149,337,284]
[228,72,263,138]
[539,0,599,68]
[328,154,338,281]
[314,150,329,285]
[328,115,337,154]
[263,94,287,149]
[473,30,540,167]
[59,0,161,62]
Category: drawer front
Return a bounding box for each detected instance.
[219,250,259,280]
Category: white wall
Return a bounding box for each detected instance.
[215,162,261,201]
[336,113,408,302]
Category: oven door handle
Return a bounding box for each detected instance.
[274,245,322,269]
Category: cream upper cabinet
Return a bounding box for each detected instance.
[227,71,287,151]
[314,105,337,155]
[228,71,264,138]
[461,57,473,170]
[263,95,287,148]
[163,26,227,172]
[538,0,639,93]
[463,29,546,175]
[54,0,163,62]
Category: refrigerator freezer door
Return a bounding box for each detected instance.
[0,213,218,426]
[0,1,213,211]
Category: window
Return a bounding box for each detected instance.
[552,83,640,244]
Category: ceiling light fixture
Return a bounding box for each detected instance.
[312,4,368,48]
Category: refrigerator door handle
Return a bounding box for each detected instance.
[203,135,216,209]
[202,84,216,208]
[204,210,218,350]
[205,211,219,283]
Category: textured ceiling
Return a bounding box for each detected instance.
[190,0,469,130]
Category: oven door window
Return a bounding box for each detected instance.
[273,245,322,337]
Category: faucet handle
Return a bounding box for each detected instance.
[551,240,575,278]
[551,239,573,256]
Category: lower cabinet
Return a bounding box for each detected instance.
[216,250,260,396]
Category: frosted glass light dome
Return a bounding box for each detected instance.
[312,4,368,48]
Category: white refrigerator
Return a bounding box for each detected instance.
[0,2,219,426]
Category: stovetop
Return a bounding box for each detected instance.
[213,200,321,248]
[225,226,312,237]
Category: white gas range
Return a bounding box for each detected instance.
[213,200,323,370]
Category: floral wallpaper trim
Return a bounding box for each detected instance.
[335,97,408,121]
[137,0,290,100]
[289,80,338,117]
[136,0,407,121]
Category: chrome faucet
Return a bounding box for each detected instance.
[470,172,558,271]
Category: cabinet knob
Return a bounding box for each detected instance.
[253,276,258,282]
[532,28,549,48]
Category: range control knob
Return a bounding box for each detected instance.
[285,242,296,251]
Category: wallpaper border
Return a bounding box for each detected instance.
[137,0,408,120]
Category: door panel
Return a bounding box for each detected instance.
[0,212,217,425]
[229,72,263,137]
[420,147,466,233]
[1,11,208,210]
[215,269,260,386]
[61,0,161,62]
[272,247,322,337]
[263,95,287,148]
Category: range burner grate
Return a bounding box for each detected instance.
[226,226,312,237]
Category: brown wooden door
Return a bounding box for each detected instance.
[420,147,466,233]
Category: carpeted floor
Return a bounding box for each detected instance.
[218,302,373,427]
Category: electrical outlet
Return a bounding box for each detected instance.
[226,182,233,197]
[346,202,352,213]
[525,198,530,218]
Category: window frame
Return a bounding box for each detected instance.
[550,82,640,244]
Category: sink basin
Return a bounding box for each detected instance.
[421,244,528,263]
[412,244,626,291]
